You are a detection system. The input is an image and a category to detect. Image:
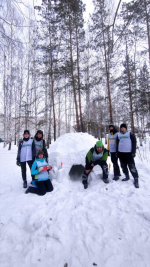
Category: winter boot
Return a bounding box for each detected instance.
[134,178,139,188]
[82,173,88,189]
[23,180,27,188]
[103,178,109,184]
[84,183,88,189]
[113,176,119,181]
[25,187,30,194]
[122,175,130,181]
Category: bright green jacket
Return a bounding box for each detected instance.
[86,146,108,169]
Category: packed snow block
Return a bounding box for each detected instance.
[69,164,85,181]
[57,168,66,183]
[49,166,58,180]
[89,166,102,181]
[48,132,98,181]
[93,165,102,176]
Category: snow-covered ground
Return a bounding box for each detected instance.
[0,133,150,267]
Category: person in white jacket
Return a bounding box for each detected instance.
[107,123,121,181]
[16,130,35,188]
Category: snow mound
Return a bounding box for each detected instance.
[48,133,98,181]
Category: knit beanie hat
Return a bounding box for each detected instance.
[37,150,44,157]
[120,123,127,130]
[96,140,103,147]
[109,123,114,129]
[36,130,43,135]
[24,130,30,135]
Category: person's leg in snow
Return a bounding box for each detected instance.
[118,152,130,181]
[44,179,54,192]
[111,152,121,181]
[82,163,94,189]
[82,169,92,189]
[20,162,28,188]
[99,161,109,183]
[119,153,139,188]
[126,154,139,188]
[82,161,109,188]
[25,179,53,195]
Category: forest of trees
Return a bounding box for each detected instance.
[0,0,150,149]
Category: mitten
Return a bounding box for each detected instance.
[38,167,44,172]
[16,161,21,166]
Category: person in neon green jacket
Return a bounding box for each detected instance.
[82,140,109,189]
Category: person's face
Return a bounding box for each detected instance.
[96,147,103,153]
[121,127,126,132]
[38,154,43,159]
[24,133,29,138]
[37,133,42,139]
[109,126,114,130]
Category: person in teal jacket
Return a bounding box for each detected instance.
[82,140,109,189]
[25,150,53,195]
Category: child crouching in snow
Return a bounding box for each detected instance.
[25,150,53,195]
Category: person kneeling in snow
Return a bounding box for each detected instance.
[25,150,53,195]
[82,141,109,189]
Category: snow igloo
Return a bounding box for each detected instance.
[48,132,100,182]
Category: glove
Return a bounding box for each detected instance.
[47,165,52,170]
[132,153,136,158]
[45,158,48,163]
[47,166,52,174]
[16,161,21,166]
[38,167,44,172]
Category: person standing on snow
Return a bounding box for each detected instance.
[82,140,109,189]
[33,130,48,162]
[25,150,53,195]
[117,123,139,188]
[107,123,121,181]
[16,130,35,188]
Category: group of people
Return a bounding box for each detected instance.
[16,130,53,196]
[82,123,139,189]
[16,123,139,196]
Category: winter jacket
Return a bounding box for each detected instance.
[17,138,35,163]
[31,157,49,181]
[117,131,136,154]
[33,138,48,159]
[85,145,108,170]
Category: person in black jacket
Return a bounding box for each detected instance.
[107,123,121,181]
[117,123,139,188]
[33,130,48,162]
[16,130,35,188]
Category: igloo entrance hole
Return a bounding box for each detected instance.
[69,164,85,181]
